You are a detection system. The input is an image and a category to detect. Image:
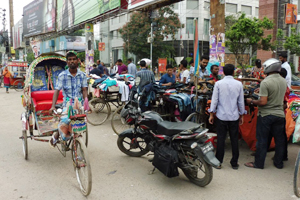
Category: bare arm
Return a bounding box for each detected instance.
[49,90,60,114]
[82,87,88,100]
[246,96,268,106]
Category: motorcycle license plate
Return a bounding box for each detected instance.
[200,142,214,154]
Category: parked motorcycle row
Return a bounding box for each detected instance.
[116,77,220,187]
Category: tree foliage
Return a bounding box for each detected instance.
[277,28,300,56]
[225,13,274,67]
[119,6,181,64]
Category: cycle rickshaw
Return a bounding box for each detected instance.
[7,60,28,91]
[20,53,92,196]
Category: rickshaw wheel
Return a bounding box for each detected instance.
[22,130,28,160]
[72,138,92,196]
[13,79,25,92]
[111,106,132,135]
[87,98,111,126]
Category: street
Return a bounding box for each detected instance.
[0,88,299,200]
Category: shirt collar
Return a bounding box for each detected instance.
[223,75,234,79]
[66,69,81,77]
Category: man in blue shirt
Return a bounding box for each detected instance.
[208,64,245,170]
[97,60,104,75]
[127,58,137,76]
[136,60,155,89]
[159,64,175,86]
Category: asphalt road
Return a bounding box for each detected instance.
[0,88,299,200]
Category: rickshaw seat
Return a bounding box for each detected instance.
[31,90,63,111]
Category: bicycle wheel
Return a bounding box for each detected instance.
[22,130,28,160]
[294,150,300,197]
[87,98,111,126]
[111,106,132,135]
[13,79,25,92]
[72,138,92,196]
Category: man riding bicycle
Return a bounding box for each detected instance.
[49,51,88,147]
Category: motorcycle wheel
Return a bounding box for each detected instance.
[181,155,213,187]
[117,135,149,157]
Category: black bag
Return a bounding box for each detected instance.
[152,143,179,178]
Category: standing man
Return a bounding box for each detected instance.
[0,64,3,87]
[159,64,175,86]
[209,65,221,82]
[208,64,245,170]
[117,59,128,74]
[127,58,137,76]
[97,60,104,75]
[279,53,292,89]
[177,60,189,84]
[136,60,155,88]
[199,55,209,78]
[245,58,286,169]
[49,51,88,147]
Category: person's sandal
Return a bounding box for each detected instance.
[244,162,257,168]
[216,165,222,169]
[49,133,58,148]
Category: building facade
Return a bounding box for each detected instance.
[99,0,259,66]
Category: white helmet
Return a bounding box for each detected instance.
[263,58,281,74]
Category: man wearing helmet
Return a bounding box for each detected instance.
[245,58,287,169]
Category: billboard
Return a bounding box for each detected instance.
[13,19,24,49]
[128,0,182,10]
[56,0,120,31]
[23,0,56,37]
[286,4,297,24]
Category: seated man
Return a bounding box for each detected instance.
[49,51,88,147]
[89,64,102,77]
[159,64,175,86]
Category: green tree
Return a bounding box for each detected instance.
[277,27,300,56]
[119,6,181,65]
[225,13,274,68]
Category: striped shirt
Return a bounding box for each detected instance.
[55,69,88,106]
[136,68,155,88]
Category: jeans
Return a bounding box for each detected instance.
[216,119,239,166]
[255,115,285,169]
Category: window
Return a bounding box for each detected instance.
[226,3,237,13]
[187,0,198,10]
[204,1,210,10]
[204,19,210,35]
[255,7,259,16]
[186,18,197,34]
[120,15,126,23]
[241,5,252,15]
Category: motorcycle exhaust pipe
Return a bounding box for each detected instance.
[191,142,221,168]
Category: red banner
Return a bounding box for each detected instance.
[158,58,167,73]
[98,42,105,51]
[7,62,28,67]
[286,4,297,24]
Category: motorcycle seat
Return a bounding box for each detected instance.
[157,121,200,136]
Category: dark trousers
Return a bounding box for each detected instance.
[255,115,285,169]
[216,119,239,166]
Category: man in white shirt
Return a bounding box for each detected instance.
[279,53,292,88]
[177,60,189,84]
[208,64,245,170]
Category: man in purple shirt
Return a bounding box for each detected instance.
[117,59,128,74]
[208,64,245,170]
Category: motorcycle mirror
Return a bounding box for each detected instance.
[135,77,141,86]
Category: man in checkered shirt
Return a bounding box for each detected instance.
[49,51,88,147]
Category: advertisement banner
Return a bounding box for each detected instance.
[128,0,155,10]
[286,4,297,24]
[23,0,56,37]
[98,42,105,51]
[13,19,24,49]
[158,58,167,73]
[56,0,120,31]
[30,38,42,58]
[209,33,225,74]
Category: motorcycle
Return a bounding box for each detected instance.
[117,77,220,187]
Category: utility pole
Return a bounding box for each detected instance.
[9,0,14,59]
[150,22,153,71]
